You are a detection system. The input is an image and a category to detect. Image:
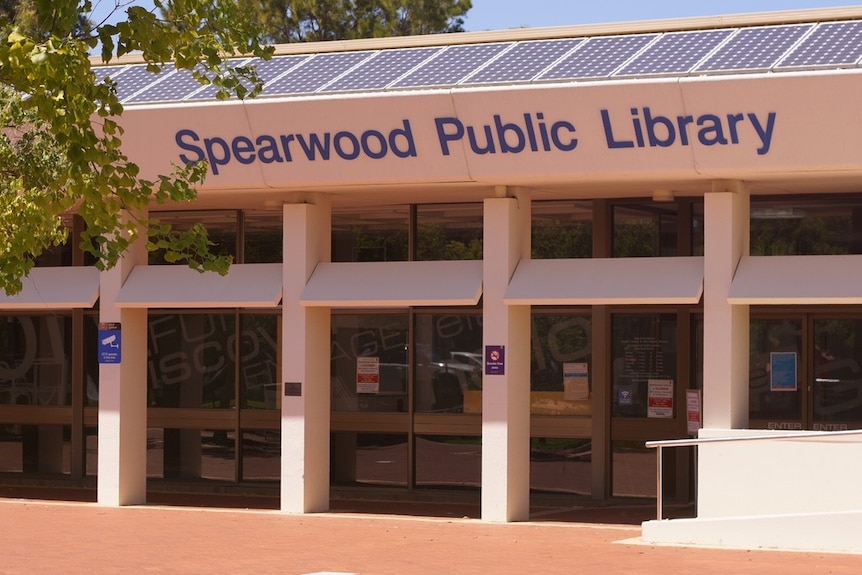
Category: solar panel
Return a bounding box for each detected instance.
[615,29,735,77]
[321,47,441,92]
[186,55,308,101]
[115,64,170,102]
[126,65,207,104]
[462,38,585,84]
[775,20,862,69]
[93,65,128,84]
[537,34,659,81]
[262,51,375,96]
[391,43,513,88]
[693,24,813,73]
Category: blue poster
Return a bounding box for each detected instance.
[98,322,122,364]
[770,351,797,391]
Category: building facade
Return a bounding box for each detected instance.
[3,6,862,552]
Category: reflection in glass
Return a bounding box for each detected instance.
[331,314,408,413]
[749,319,802,425]
[244,211,283,263]
[0,424,70,474]
[415,435,481,489]
[331,432,408,487]
[612,440,656,498]
[613,203,678,257]
[239,315,280,410]
[241,430,280,481]
[530,313,592,416]
[532,201,593,259]
[611,314,677,418]
[416,203,483,260]
[331,206,409,262]
[414,314,483,413]
[147,314,237,409]
[148,210,238,264]
[813,319,862,430]
[0,315,72,406]
[530,437,591,494]
[750,196,862,256]
[147,428,236,482]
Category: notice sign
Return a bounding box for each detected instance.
[563,362,589,400]
[686,389,702,435]
[647,379,673,418]
[485,345,505,375]
[770,352,798,391]
[356,356,380,394]
[98,322,122,364]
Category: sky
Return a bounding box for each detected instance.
[90,0,862,33]
[463,1,862,31]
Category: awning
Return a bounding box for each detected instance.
[115,263,282,308]
[301,260,483,307]
[728,255,862,304]
[504,256,704,305]
[0,267,100,309]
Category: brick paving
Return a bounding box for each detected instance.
[0,497,860,575]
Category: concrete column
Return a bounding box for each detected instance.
[481,191,531,522]
[97,215,148,506]
[703,181,749,429]
[281,197,331,513]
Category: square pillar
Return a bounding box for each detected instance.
[481,192,531,522]
[281,198,331,513]
[703,181,750,429]
[97,217,148,506]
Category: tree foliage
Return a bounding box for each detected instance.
[0,0,273,295]
[235,0,472,43]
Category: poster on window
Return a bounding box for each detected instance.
[647,379,674,418]
[563,362,589,400]
[770,352,797,391]
[356,356,380,394]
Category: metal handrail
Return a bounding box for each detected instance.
[645,429,862,521]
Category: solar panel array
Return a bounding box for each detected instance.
[100,18,862,105]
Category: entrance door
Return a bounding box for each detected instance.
[750,314,862,431]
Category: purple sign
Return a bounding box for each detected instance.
[485,345,505,375]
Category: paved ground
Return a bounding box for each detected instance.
[1,497,860,575]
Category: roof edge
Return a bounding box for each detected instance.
[92,6,862,65]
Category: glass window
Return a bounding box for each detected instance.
[331,432,408,488]
[332,206,409,262]
[147,428,236,482]
[414,313,483,414]
[530,313,592,416]
[147,313,237,409]
[532,201,593,259]
[612,440,657,498]
[331,313,408,412]
[149,210,238,264]
[415,435,481,489]
[241,430,280,481]
[611,314,677,418]
[243,211,283,263]
[416,203,483,260]
[0,315,72,406]
[751,196,862,255]
[613,202,678,257]
[239,314,280,410]
[530,437,592,495]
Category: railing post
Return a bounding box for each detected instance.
[656,445,663,520]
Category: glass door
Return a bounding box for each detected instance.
[749,314,862,431]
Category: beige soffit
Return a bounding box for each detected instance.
[0,267,100,309]
[504,256,704,305]
[301,260,483,307]
[728,255,862,304]
[115,263,282,308]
